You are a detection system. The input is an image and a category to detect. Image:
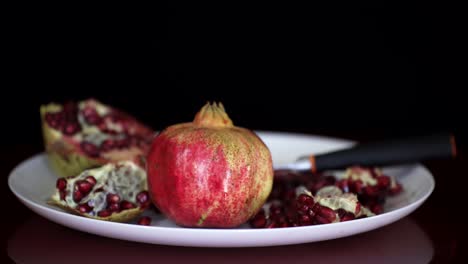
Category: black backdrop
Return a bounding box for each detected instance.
[2,2,465,152]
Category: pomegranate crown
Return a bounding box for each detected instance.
[193,102,233,128]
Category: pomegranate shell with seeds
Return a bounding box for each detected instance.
[147,102,274,228]
[40,99,155,177]
[49,160,150,222]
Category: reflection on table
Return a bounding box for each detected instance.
[8,215,433,264]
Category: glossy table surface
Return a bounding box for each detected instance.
[2,137,467,263]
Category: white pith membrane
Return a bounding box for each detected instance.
[295,185,374,223]
[50,161,148,220]
[331,166,399,189]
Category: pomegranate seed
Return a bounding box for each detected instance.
[269,204,283,219]
[57,119,66,131]
[108,202,120,212]
[73,190,83,202]
[120,200,136,210]
[336,208,348,219]
[102,127,118,135]
[341,212,356,222]
[116,138,130,149]
[336,179,349,192]
[275,215,287,224]
[82,107,102,125]
[312,204,322,213]
[370,204,383,214]
[45,113,53,122]
[81,141,100,157]
[100,139,116,151]
[297,194,308,204]
[350,180,363,194]
[299,214,312,225]
[49,119,59,128]
[137,216,152,226]
[364,186,380,197]
[250,214,267,228]
[297,194,314,207]
[355,203,361,215]
[317,206,336,222]
[46,112,65,129]
[85,175,97,185]
[266,221,278,228]
[77,203,93,213]
[76,180,93,194]
[377,176,391,189]
[136,191,150,207]
[315,215,332,225]
[63,123,81,135]
[297,204,309,215]
[107,193,121,204]
[56,178,67,190]
[98,209,112,217]
[389,183,403,195]
[45,113,57,128]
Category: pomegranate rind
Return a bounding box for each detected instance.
[40,100,154,177]
[41,103,102,177]
[48,161,148,222]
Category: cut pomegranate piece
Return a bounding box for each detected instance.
[248,172,382,228]
[40,99,154,177]
[48,161,148,222]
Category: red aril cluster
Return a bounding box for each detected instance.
[249,167,402,228]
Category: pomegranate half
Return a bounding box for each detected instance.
[40,99,154,177]
[49,160,150,222]
[147,102,274,228]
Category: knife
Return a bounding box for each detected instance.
[273,132,457,172]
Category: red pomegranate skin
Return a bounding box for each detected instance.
[147,103,273,227]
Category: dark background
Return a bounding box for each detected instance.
[2,2,468,262]
[2,1,465,152]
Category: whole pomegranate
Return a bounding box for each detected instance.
[147,102,273,228]
[41,99,154,177]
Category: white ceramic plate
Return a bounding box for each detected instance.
[8,131,435,247]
